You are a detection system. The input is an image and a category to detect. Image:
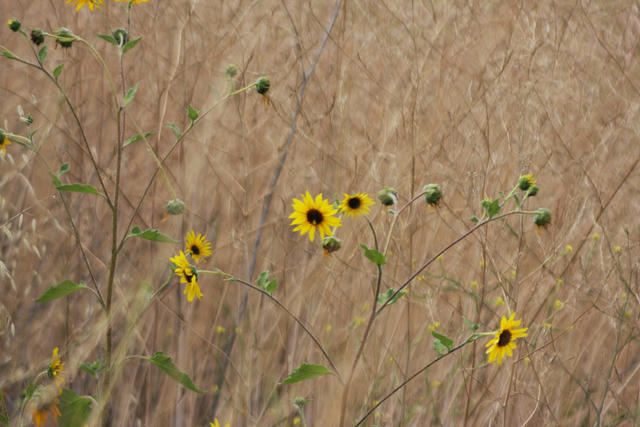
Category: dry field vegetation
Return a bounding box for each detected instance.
[1,0,640,426]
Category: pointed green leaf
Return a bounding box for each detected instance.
[187,105,199,121]
[470,215,479,223]
[38,46,47,63]
[53,63,64,80]
[166,121,182,138]
[123,132,153,147]
[265,278,278,294]
[360,244,386,266]
[58,388,93,427]
[431,331,453,350]
[56,183,104,198]
[256,271,278,294]
[97,34,117,45]
[281,363,331,385]
[57,163,70,177]
[433,339,448,356]
[127,226,178,243]
[1,49,18,60]
[513,194,521,210]
[36,280,88,302]
[143,351,205,393]
[122,37,142,53]
[377,288,407,306]
[123,82,139,107]
[481,198,501,218]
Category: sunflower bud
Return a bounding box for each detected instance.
[377,187,398,206]
[526,184,539,197]
[422,183,441,206]
[533,208,551,228]
[30,28,45,45]
[22,114,34,125]
[225,64,238,78]
[518,174,535,191]
[7,19,21,32]
[322,235,342,254]
[255,76,270,95]
[112,27,128,45]
[165,198,185,215]
[56,28,75,48]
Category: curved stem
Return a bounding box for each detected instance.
[382,190,426,256]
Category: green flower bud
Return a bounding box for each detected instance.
[56,28,75,48]
[225,64,238,78]
[165,198,185,215]
[518,174,536,191]
[321,235,342,254]
[7,19,21,32]
[0,130,6,141]
[22,114,34,125]
[112,27,128,45]
[255,76,270,95]
[533,208,551,228]
[422,183,442,206]
[30,28,45,45]
[526,184,539,197]
[377,187,398,206]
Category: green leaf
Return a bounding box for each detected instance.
[513,194,521,210]
[127,226,178,243]
[256,271,278,294]
[123,132,153,147]
[377,288,407,306]
[1,49,18,60]
[0,413,8,425]
[57,183,104,198]
[265,278,278,294]
[57,163,70,177]
[481,198,501,218]
[36,280,88,303]
[53,63,64,80]
[360,244,386,266]
[80,360,105,377]
[143,351,205,393]
[38,45,47,63]
[187,105,199,121]
[433,339,448,357]
[122,37,142,53]
[431,331,453,350]
[281,363,331,385]
[166,121,182,138]
[97,34,117,45]
[123,82,139,107]
[469,215,479,223]
[58,388,93,427]
[463,317,479,331]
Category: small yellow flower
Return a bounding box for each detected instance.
[554,300,565,309]
[485,313,528,365]
[210,418,230,427]
[339,192,375,218]
[565,244,573,253]
[614,245,622,254]
[289,191,341,242]
[293,417,301,425]
[216,326,226,334]
[66,0,103,11]
[556,278,564,286]
[170,251,203,301]
[354,316,365,326]
[185,230,212,263]
[470,280,478,288]
[47,347,65,392]
[0,134,11,154]
[494,296,504,307]
[428,321,440,331]
[592,233,600,241]
[325,324,332,333]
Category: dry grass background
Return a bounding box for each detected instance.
[1,0,640,426]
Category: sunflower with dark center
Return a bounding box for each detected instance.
[185,230,212,263]
[170,251,203,301]
[0,133,11,154]
[339,192,375,218]
[289,191,341,242]
[485,313,528,365]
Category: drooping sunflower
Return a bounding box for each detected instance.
[338,192,375,218]
[185,230,212,263]
[517,174,536,191]
[31,398,61,427]
[289,191,341,242]
[0,134,11,154]
[170,251,203,301]
[485,313,528,365]
[66,0,103,11]
[47,347,65,392]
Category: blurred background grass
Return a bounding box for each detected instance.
[1,0,639,425]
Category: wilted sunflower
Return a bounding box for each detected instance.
[289,191,341,242]
[485,313,528,365]
[32,398,61,427]
[170,251,203,301]
[339,192,375,218]
[47,347,65,392]
[66,0,103,11]
[185,230,212,263]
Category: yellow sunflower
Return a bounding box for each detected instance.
[338,192,375,218]
[289,191,341,242]
[66,0,103,11]
[485,313,528,365]
[47,347,65,392]
[170,251,203,301]
[0,134,11,154]
[185,230,212,263]
[116,0,149,3]
[31,398,61,427]
[517,174,536,191]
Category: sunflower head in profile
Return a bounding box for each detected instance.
[170,251,203,302]
[0,132,11,154]
[185,230,212,263]
[47,347,65,392]
[339,192,375,218]
[31,397,61,427]
[289,191,341,242]
[485,313,528,365]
